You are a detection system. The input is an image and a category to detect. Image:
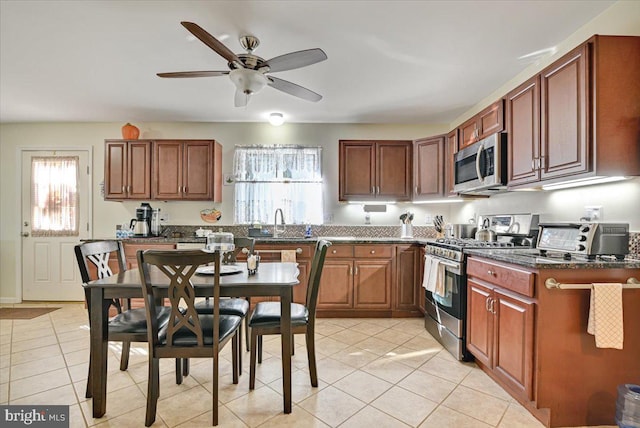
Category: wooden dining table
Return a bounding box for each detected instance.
[84,261,300,419]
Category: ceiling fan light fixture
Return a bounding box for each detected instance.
[229,69,267,95]
[269,112,285,126]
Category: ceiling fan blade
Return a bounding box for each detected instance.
[234,90,249,107]
[265,48,328,73]
[181,21,242,66]
[157,71,229,78]
[267,76,323,102]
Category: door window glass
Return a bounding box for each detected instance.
[31,156,79,236]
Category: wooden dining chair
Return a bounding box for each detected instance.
[195,237,255,353]
[248,239,332,389]
[74,241,184,399]
[138,249,241,427]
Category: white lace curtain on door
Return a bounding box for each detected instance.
[31,156,79,237]
[233,146,323,224]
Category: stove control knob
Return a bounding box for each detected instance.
[578,235,587,242]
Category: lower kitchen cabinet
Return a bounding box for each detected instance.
[394,244,422,315]
[467,256,640,427]
[467,258,535,401]
[317,244,393,314]
[317,243,418,317]
[467,278,534,400]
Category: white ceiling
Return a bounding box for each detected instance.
[0,0,615,124]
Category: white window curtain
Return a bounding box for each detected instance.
[31,156,79,237]
[233,146,323,224]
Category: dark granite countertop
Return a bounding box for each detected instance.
[94,236,429,245]
[464,248,640,269]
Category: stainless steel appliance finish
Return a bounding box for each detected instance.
[537,222,629,259]
[424,214,538,361]
[453,133,507,195]
[130,203,153,237]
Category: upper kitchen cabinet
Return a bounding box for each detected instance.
[508,35,640,188]
[445,129,458,197]
[339,140,412,201]
[104,140,152,200]
[153,140,222,201]
[413,135,444,200]
[458,100,504,150]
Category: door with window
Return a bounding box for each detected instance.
[21,150,90,301]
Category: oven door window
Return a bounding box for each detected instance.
[426,268,463,319]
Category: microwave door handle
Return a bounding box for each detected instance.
[475,143,485,183]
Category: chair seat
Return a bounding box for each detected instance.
[249,302,309,328]
[108,306,172,334]
[194,298,249,317]
[160,314,242,346]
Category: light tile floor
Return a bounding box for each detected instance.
[0,303,613,427]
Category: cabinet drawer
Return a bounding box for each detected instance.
[123,243,176,257]
[354,245,393,258]
[326,245,354,258]
[467,257,535,297]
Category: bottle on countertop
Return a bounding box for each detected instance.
[304,224,312,238]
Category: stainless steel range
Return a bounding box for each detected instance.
[423,214,539,361]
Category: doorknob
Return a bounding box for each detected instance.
[21,232,29,237]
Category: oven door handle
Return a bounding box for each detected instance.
[425,255,461,270]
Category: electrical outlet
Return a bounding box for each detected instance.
[583,206,602,221]
[425,214,433,224]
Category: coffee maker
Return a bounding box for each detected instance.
[130,203,152,237]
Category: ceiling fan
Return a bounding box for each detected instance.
[157,22,328,107]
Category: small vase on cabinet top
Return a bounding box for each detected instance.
[121,123,140,140]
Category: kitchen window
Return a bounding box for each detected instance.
[233,146,323,224]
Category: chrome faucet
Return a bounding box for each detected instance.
[274,208,286,237]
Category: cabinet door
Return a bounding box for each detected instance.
[183,141,213,200]
[354,259,392,309]
[377,141,412,201]
[507,76,541,186]
[445,130,458,197]
[128,141,152,199]
[493,289,534,400]
[339,141,376,200]
[153,141,183,199]
[317,260,353,309]
[413,136,444,200]
[394,245,420,312]
[466,279,493,367]
[105,141,128,199]
[478,100,504,140]
[540,44,589,180]
[459,117,479,149]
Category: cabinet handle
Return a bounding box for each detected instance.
[532,158,536,170]
[332,249,337,254]
[489,298,497,315]
[376,186,380,194]
[485,296,491,312]
[370,250,375,254]
[349,266,353,276]
[539,156,546,170]
[355,266,358,275]
[122,186,126,194]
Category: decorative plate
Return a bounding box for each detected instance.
[195,265,242,275]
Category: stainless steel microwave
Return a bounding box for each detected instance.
[453,133,507,195]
